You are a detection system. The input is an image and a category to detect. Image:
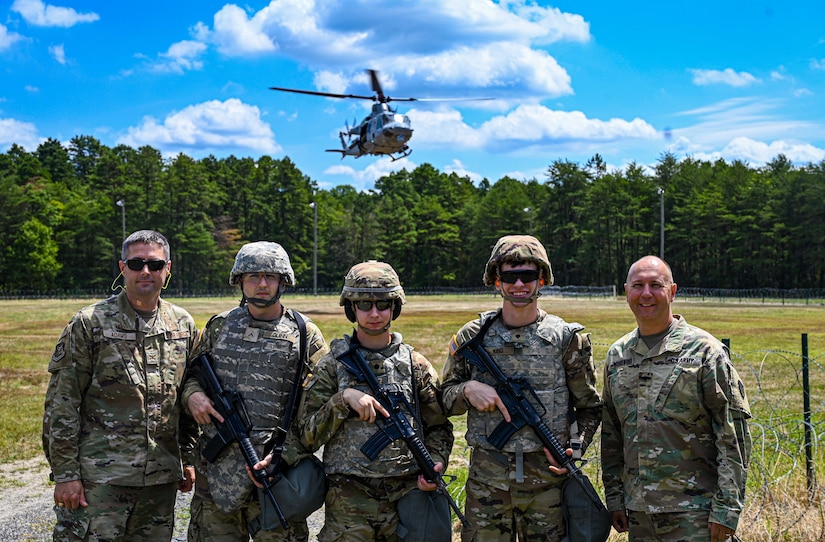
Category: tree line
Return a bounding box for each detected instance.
[1,136,823,293]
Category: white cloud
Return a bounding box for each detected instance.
[194,0,582,98]
[690,68,759,87]
[443,159,483,183]
[205,3,278,55]
[692,137,825,165]
[675,97,821,148]
[117,98,281,156]
[49,44,65,64]
[409,104,659,151]
[0,117,42,151]
[0,23,25,50]
[11,0,98,27]
[149,40,207,74]
[323,156,415,191]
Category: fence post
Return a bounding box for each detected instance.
[802,333,815,501]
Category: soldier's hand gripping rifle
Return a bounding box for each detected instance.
[336,336,470,528]
[195,353,289,529]
[454,327,607,512]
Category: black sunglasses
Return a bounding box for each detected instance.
[499,270,540,284]
[124,258,167,272]
[353,300,394,312]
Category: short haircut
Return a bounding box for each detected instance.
[122,230,171,260]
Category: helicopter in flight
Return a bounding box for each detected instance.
[270,70,488,161]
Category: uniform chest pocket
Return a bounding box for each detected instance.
[654,364,704,423]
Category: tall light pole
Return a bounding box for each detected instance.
[309,201,317,296]
[116,199,126,242]
[523,207,533,235]
[657,188,665,259]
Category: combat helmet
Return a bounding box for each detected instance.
[483,235,554,286]
[340,260,406,322]
[229,241,296,286]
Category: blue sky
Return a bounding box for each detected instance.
[2,0,825,191]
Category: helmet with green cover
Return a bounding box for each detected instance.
[483,234,554,286]
[339,260,406,322]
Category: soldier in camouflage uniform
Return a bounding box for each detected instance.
[601,256,751,542]
[441,235,603,542]
[297,260,454,541]
[182,241,328,542]
[42,230,198,541]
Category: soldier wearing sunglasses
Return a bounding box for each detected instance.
[181,241,328,542]
[297,260,454,542]
[43,230,198,541]
[441,235,603,542]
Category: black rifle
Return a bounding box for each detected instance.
[454,317,607,511]
[337,336,470,528]
[195,353,289,529]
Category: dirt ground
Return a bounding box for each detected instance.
[0,458,324,541]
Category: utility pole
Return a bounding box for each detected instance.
[657,188,665,259]
[309,201,317,295]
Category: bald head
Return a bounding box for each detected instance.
[626,256,674,285]
[625,256,677,335]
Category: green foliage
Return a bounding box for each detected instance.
[2,140,825,293]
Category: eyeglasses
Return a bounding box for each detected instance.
[244,273,280,283]
[124,258,167,272]
[499,270,540,284]
[353,300,394,312]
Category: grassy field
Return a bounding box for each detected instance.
[2,294,825,540]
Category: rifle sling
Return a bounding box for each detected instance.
[262,310,308,463]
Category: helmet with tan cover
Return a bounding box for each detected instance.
[483,235,554,286]
[340,260,406,321]
[229,241,296,286]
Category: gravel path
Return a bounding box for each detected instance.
[0,458,324,541]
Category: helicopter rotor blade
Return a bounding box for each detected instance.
[368,69,386,103]
[269,86,376,101]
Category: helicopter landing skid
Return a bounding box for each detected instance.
[390,147,412,162]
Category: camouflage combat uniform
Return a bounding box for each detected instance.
[182,305,328,542]
[601,315,752,541]
[298,332,454,542]
[43,290,197,541]
[441,308,602,542]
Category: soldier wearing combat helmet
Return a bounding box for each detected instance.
[182,241,328,542]
[441,235,603,541]
[298,260,454,541]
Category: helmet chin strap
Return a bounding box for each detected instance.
[358,321,391,336]
[497,281,543,306]
[240,286,283,308]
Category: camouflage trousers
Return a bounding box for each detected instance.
[52,480,177,541]
[187,471,309,542]
[319,472,422,542]
[461,447,565,542]
[627,510,714,542]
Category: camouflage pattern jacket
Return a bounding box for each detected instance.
[601,315,752,529]
[43,291,197,486]
[298,333,454,478]
[181,306,328,510]
[441,309,602,454]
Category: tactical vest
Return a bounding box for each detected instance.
[323,334,420,477]
[203,306,303,513]
[464,310,583,453]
